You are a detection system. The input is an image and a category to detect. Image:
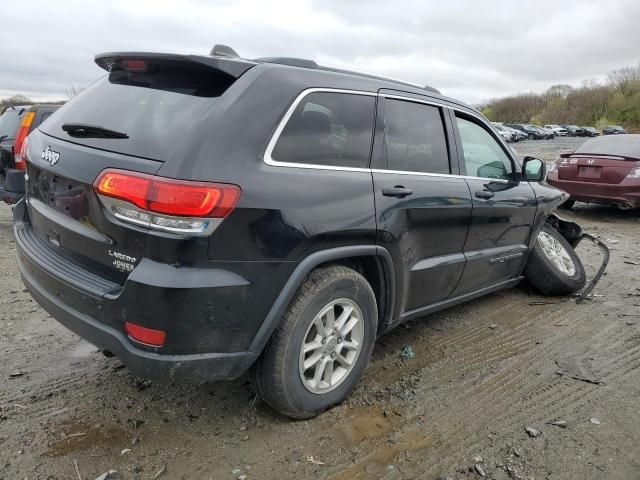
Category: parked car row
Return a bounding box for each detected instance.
[492,121,628,142]
[0,104,60,204]
[503,123,555,140]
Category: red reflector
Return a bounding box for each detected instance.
[125,321,166,347]
[94,169,241,218]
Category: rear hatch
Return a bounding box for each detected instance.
[23,53,254,291]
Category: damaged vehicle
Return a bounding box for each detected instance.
[14,45,599,419]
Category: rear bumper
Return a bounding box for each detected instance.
[13,198,265,382]
[18,252,258,382]
[547,176,640,206]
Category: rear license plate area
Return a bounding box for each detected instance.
[578,166,601,178]
[27,164,89,220]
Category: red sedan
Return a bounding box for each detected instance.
[547,135,640,210]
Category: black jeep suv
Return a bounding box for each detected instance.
[14,46,587,418]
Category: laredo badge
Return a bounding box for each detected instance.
[108,249,137,272]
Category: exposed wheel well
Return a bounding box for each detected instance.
[313,256,389,334]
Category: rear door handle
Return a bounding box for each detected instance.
[475,190,495,199]
[382,186,413,198]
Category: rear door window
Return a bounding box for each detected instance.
[40,62,238,162]
[456,116,514,180]
[271,91,376,169]
[379,99,450,174]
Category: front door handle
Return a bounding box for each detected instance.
[475,190,495,199]
[382,186,413,198]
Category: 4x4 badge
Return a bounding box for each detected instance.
[41,146,60,166]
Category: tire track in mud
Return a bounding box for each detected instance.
[327,280,640,478]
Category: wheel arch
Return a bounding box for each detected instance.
[248,245,395,354]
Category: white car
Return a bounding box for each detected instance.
[544,124,568,136]
[492,123,515,142]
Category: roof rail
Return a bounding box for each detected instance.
[255,57,318,69]
[207,44,441,94]
[210,44,240,58]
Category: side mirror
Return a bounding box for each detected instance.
[522,156,546,182]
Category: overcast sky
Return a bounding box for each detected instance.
[1,0,638,104]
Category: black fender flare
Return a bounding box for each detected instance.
[248,245,395,354]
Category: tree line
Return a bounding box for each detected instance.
[480,64,640,130]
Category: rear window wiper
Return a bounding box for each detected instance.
[62,123,129,139]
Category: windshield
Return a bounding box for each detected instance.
[0,108,25,140]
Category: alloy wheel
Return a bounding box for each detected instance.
[298,299,364,394]
[538,231,576,276]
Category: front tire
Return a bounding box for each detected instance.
[525,224,586,296]
[254,265,378,419]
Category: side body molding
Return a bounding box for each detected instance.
[248,245,395,353]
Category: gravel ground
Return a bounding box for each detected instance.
[1,137,640,480]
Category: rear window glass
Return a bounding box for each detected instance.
[41,62,236,161]
[271,92,375,169]
[382,99,450,174]
[0,108,25,140]
[574,135,640,159]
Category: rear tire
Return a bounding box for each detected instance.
[253,265,378,419]
[525,224,586,296]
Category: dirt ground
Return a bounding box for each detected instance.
[1,137,639,480]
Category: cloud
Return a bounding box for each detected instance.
[0,0,638,104]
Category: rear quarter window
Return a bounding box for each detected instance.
[270,91,376,169]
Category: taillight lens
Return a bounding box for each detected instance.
[14,111,35,169]
[94,169,241,234]
[548,158,560,173]
[626,167,640,179]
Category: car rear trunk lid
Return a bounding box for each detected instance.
[557,154,636,184]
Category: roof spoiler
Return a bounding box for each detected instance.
[95,51,256,79]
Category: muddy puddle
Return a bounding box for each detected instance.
[46,420,128,457]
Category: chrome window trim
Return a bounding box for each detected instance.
[263,87,377,173]
[370,168,509,183]
[262,87,513,184]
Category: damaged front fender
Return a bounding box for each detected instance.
[545,214,610,304]
[545,214,583,248]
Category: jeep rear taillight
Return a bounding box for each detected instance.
[94,169,241,235]
[14,111,35,169]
